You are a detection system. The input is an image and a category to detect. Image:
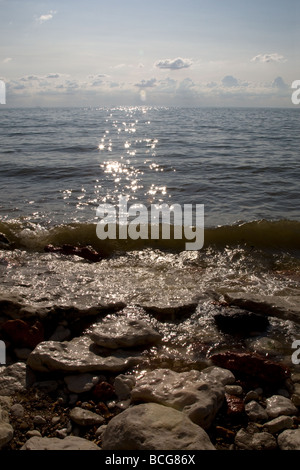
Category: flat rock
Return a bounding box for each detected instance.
[20,435,100,450]
[277,429,300,450]
[0,362,28,396]
[102,403,215,450]
[69,407,105,426]
[0,422,14,449]
[263,415,294,434]
[87,317,162,349]
[235,428,277,450]
[265,395,298,419]
[139,301,198,320]
[224,292,300,324]
[131,367,230,429]
[27,336,143,373]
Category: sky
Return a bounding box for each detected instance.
[0,0,299,107]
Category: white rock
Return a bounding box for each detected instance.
[235,429,277,450]
[20,436,100,450]
[0,362,27,396]
[265,395,298,419]
[245,401,268,422]
[277,429,300,450]
[0,422,14,449]
[27,337,143,373]
[64,373,101,393]
[88,317,162,349]
[263,415,294,434]
[69,407,105,426]
[131,368,226,429]
[102,403,215,450]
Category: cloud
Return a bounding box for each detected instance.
[3,58,12,64]
[155,57,193,70]
[272,76,288,89]
[222,75,239,87]
[251,53,286,63]
[135,78,157,88]
[36,11,56,24]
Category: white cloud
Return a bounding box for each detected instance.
[155,57,193,70]
[36,11,57,24]
[251,53,286,63]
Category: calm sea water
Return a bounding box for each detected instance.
[0,106,299,367]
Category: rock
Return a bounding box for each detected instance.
[10,403,25,419]
[2,319,44,349]
[245,401,268,422]
[234,428,277,450]
[0,362,28,396]
[210,351,290,385]
[265,395,298,419]
[263,415,294,434]
[88,317,162,349]
[44,244,105,263]
[69,407,105,426]
[277,429,300,450]
[49,325,71,342]
[64,373,100,394]
[26,430,42,438]
[114,374,136,401]
[214,308,269,335]
[225,385,243,396]
[92,382,115,401]
[95,424,107,438]
[102,403,215,450]
[27,336,143,373]
[224,292,300,324]
[0,422,14,449]
[225,394,245,420]
[245,337,284,356]
[56,428,68,439]
[21,435,100,450]
[131,367,226,429]
[139,301,198,321]
[33,415,46,426]
[291,383,300,406]
[199,366,235,386]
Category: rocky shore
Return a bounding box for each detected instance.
[0,293,300,451]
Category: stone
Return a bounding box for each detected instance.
[95,424,107,438]
[21,436,100,450]
[33,415,46,425]
[214,308,269,335]
[210,351,290,385]
[92,382,115,401]
[64,373,100,394]
[245,337,284,356]
[263,415,294,434]
[245,401,268,422]
[114,374,136,401]
[27,336,143,373]
[102,403,215,450]
[225,394,245,419]
[69,407,105,426]
[2,319,44,349]
[87,317,162,349]
[277,429,300,450]
[131,367,227,429]
[235,428,277,450]
[225,385,243,396]
[139,301,198,321]
[0,422,14,449]
[199,366,235,386]
[10,403,25,419]
[26,430,42,438]
[0,362,27,396]
[265,395,298,419]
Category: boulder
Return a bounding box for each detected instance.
[20,435,100,450]
[102,403,215,450]
[27,336,143,373]
[131,367,230,429]
[277,429,300,450]
[87,317,162,349]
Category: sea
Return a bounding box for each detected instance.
[0,106,300,370]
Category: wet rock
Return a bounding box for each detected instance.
[263,415,294,434]
[139,301,198,321]
[245,337,284,356]
[277,429,300,450]
[21,435,100,450]
[0,421,14,449]
[234,428,277,450]
[64,373,100,394]
[131,367,227,429]
[225,394,245,420]
[265,395,298,419]
[1,319,44,349]
[27,336,143,373]
[224,292,300,324]
[199,366,235,386]
[69,407,105,427]
[102,403,215,450]
[0,362,28,396]
[245,401,268,422]
[114,374,136,401]
[44,244,104,263]
[88,317,162,349]
[214,308,269,336]
[210,351,290,385]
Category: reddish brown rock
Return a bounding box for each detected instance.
[2,319,44,349]
[210,351,290,385]
[225,394,245,420]
[92,382,115,401]
[44,244,104,262]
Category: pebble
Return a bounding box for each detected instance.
[33,415,47,426]
[26,430,42,438]
[263,415,294,434]
[245,401,268,422]
[69,407,105,427]
[225,385,243,396]
[244,390,260,403]
[10,404,25,419]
